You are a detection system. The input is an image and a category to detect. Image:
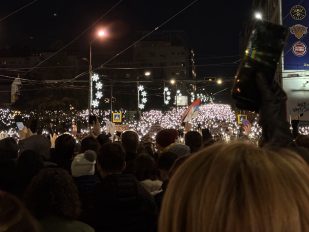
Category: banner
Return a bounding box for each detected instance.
[282,0,309,70]
[283,77,309,120]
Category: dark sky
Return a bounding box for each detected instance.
[1,0,253,77]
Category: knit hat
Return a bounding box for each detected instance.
[155,129,179,149]
[71,150,96,177]
[165,143,190,157]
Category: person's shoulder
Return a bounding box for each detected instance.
[40,217,94,232]
[70,220,95,232]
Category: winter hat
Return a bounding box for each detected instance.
[155,129,179,149]
[71,150,96,177]
[165,143,190,157]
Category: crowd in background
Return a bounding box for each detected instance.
[1,75,309,232]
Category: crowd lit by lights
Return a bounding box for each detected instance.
[0,104,308,142]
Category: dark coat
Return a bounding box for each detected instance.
[90,174,157,232]
[19,135,51,160]
[73,175,99,223]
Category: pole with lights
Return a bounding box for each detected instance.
[88,29,107,125]
[136,71,150,119]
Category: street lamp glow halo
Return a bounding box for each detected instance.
[97,29,107,38]
[144,71,151,77]
[254,12,263,20]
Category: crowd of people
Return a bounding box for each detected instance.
[1,75,309,232]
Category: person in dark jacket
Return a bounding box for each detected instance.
[71,150,99,223]
[0,138,19,194]
[185,131,203,153]
[24,168,94,232]
[0,191,40,232]
[91,142,157,232]
[51,134,76,173]
[18,119,51,161]
[16,150,44,197]
[121,131,139,174]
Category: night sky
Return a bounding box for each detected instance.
[1,0,253,77]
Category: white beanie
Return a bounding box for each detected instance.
[71,150,96,177]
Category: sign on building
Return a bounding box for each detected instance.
[282,1,309,70]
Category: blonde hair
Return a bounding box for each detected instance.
[159,142,309,232]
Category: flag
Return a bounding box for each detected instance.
[181,99,202,123]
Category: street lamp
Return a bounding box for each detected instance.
[170,79,176,85]
[254,12,263,20]
[144,71,151,77]
[216,78,223,85]
[88,28,107,123]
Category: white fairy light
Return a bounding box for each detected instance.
[163,87,171,105]
[91,73,104,108]
[95,82,103,90]
[138,84,147,110]
[92,99,99,108]
[92,73,99,82]
[95,91,103,99]
[138,85,144,91]
[190,92,196,103]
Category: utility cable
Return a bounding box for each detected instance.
[0,0,40,23]
[24,0,124,75]
[94,0,201,71]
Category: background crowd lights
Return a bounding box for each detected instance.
[0,104,308,141]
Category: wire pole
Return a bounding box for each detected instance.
[88,42,93,129]
[110,81,113,121]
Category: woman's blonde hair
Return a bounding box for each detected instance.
[159,142,309,232]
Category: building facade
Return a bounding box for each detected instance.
[251,0,309,121]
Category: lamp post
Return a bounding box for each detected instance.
[88,29,107,124]
[88,43,93,120]
[137,71,150,120]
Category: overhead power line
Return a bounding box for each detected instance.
[95,0,201,70]
[24,0,124,75]
[0,0,40,23]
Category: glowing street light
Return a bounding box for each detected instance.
[97,29,107,38]
[254,12,263,20]
[144,71,151,77]
[89,28,108,124]
[216,78,223,85]
[170,79,176,85]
